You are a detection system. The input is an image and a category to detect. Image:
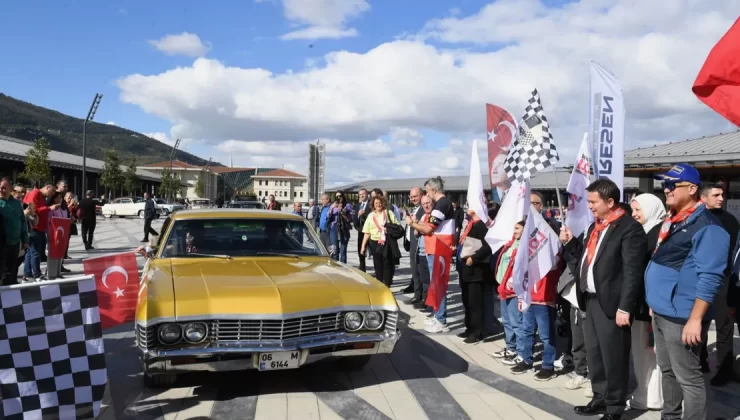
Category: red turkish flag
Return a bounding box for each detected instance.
[692,17,740,127]
[486,103,517,190]
[48,217,71,259]
[424,236,453,311]
[83,252,140,329]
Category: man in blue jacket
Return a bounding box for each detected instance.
[646,163,729,420]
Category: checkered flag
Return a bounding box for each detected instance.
[0,277,107,420]
[504,89,560,182]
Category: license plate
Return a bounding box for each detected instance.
[258,351,301,371]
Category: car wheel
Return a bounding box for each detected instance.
[338,355,372,370]
[103,213,112,219]
[138,210,145,219]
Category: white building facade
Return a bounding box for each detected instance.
[139,160,219,201]
[252,169,309,206]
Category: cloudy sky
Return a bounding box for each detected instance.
[1,0,738,186]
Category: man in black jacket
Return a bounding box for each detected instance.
[353,188,370,272]
[141,192,159,242]
[560,178,647,419]
[404,187,424,303]
[77,190,99,250]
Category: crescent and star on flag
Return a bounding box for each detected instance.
[101,265,130,298]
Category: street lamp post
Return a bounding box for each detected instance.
[82,94,103,194]
[168,138,181,203]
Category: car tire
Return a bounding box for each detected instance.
[143,371,178,389]
[138,210,145,219]
[338,355,372,370]
[103,213,112,219]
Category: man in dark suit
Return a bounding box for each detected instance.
[353,188,370,271]
[404,187,424,303]
[560,178,647,420]
[141,192,159,242]
[77,190,99,250]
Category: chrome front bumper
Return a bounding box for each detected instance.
[141,329,401,374]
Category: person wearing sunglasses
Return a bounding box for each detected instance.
[646,163,729,419]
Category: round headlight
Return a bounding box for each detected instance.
[158,324,182,344]
[364,311,384,330]
[183,322,207,343]
[344,312,364,331]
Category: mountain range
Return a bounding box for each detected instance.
[0,93,215,166]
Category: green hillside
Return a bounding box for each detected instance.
[0,93,215,165]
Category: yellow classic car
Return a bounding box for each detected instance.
[136,209,401,387]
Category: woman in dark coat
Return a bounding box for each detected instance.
[457,208,493,344]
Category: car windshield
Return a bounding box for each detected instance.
[227,202,264,209]
[159,218,325,258]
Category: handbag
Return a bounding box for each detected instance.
[459,236,482,259]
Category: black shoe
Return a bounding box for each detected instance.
[574,401,606,416]
[463,335,481,345]
[141,239,148,242]
[456,331,471,339]
[710,371,733,387]
[509,361,533,375]
[402,286,413,293]
[413,302,426,310]
[60,267,71,273]
[534,368,556,381]
[598,415,621,420]
[403,298,420,305]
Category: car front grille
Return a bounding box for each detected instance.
[136,323,156,350]
[212,312,344,342]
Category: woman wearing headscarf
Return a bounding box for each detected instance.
[628,193,665,411]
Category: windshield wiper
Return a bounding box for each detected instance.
[186,253,232,259]
[255,252,302,259]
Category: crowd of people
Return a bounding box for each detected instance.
[0,178,100,284]
[308,164,739,420]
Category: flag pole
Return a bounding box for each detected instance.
[551,165,566,224]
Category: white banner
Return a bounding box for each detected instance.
[485,179,528,253]
[511,181,532,309]
[565,133,594,238]
[589,60,625,199]
[467,139,490,225]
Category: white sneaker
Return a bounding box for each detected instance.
[491,348,513,358]
[565,373,589,390]
[424,319,449,334]
[554,356,574,370]
[501,355,522,366]
[583,381,593,398]
[424,317,436,325]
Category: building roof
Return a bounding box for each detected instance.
[327,169,660,193]
[140,160,200,170]
[208,166,255,174]
[252,168,306,178]
[625,130,740,167]
[0,135,162,181]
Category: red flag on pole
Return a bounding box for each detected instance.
[48,217,71,260]
[424,237,453,311]
[83,252,140,329]
[692,17,740,127]
[486,103,517,195]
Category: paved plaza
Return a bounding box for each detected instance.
[51,217,740,420]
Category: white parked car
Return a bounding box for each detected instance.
[101,197,162,219]
[154,198,184,216]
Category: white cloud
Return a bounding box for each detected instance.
[106,121,116,125]
[121,0,740,183]
[148,32,211,57]
[389,127,423,147]
[272,0,369,40]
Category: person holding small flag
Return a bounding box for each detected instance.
[492,220,526,365]
[560,178,647,419]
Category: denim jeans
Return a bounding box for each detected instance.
[500,297,523,354]
[426,254,447,324]
[520,304,557,369]
[24,230,46,278]
[328,226,339,261]
[337,236,349,263]
[653,313,710,420]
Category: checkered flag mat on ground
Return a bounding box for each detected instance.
[504,89,560,182]
[0,278,107,420]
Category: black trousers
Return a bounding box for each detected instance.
[416,252,430,302]
[583,294,631,416]
[0,243,21,286]
[81,219,96,247]
[356,232,366,271]
[370,240,395,287]
[461,281,485,338]
[143,218,159,241]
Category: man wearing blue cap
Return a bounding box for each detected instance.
[645,163,729,419]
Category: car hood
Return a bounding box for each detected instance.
[168,257,395,319]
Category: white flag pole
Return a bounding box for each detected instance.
[551,165,565,224]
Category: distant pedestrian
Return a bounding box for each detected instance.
[78,190,99,250]
[141,192,159,242]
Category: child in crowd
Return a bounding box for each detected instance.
[491,220,525,365]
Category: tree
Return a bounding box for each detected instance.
[158,168,182,201]
[195,170,206,198]
[100,149,123,198]
[123,157,139,196]
[19,137,52,187]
